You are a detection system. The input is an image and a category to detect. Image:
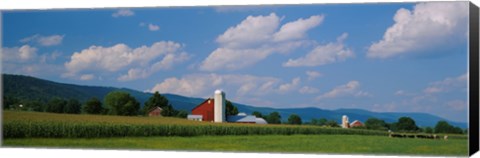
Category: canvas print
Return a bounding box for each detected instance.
[1,1,473,156]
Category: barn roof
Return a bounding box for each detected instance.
[227,115,257,123]
[255,118,268,124]
[350,120,363,126]
[148,106,163,113]
[191,98,214,111]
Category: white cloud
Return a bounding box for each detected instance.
[278,77,301,93]
[316,80,370,100]
[1,45,38,62]
[216,13,280,49]
[148,24,160,31]
[299,86,319,94]
[112,9,134,17]
[273,15,324,42]
[283,33,354,67]
[149,73,305,98]
[1,45,63,77]
[423,73,468,94]
[118,52,190,81]
[200,13,322,71]
[367,2,468,59]
[306,70,322,80]
[20,34,64,46]
[64,41,189,81]
[80,74,95,80]
[446,100,466,111]
[149,73,277,97]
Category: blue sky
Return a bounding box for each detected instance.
[2,2,469,122]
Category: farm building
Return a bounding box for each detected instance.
[190,98,215,121]
[226,112,268,124]
[187,90,267,124]
[148,106,163,117]
[350,120,364,127]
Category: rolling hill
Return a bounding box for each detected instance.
[2,74,467,128]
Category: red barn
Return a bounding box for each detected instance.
[191,98,215,121]
[148,106,163,117]
[350,120,364,128]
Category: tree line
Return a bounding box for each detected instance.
[3,91,187,118]
[250,110,465,134]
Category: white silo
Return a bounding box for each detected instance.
[342,115,349,128]
[214,89,226,123]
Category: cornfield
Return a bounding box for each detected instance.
[3,111,388,138]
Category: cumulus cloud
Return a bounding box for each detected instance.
[306,70,322,80]
[140,23,160,31]
[423,73,468,94]
[299,86,319,94]
[148,24,160,31]
[149,73,275,97]
[316,80,371,100]
[200,13,323,71]
[1,45,63,76]
[1,45,38,62]
[283,33,354,67]
[367,2,468,58]
[149,73,304,98]
[447,100,466,111]
[80,74,95,80]
[63,41,189,81]
[278,77,301,93]
[112,9,134,17]
[20,34,64,46]
[273,15,324,42]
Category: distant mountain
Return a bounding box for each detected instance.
[2,74,467,128]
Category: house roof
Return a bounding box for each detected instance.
[148,106,163,113]
[191,98,214,111]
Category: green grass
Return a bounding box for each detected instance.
[3,135,467,156]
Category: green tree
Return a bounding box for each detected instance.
[82,97,104,114]
[160,104,178,117]
[64,99,81,114]
[3,96,19,110]
[325,120,340,127]
[425,127,433,134]
[143,91,177,116]
[252,111,263,118]
[104,91,140,116]
[143,91,169,115]
[266,112,282,124]
[396,117,419,132]
[365,118,388,131]
[46,97,66,113]
[176,110,189,118]
[24,100,44,112]
[434,121,463,134]
[287,114,302,125]
[226,100,239,116]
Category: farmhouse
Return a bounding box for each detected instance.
[187,90,267,124]
[148,106,163,117]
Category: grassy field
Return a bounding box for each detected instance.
[3,135,468,156]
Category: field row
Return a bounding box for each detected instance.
[3,111,388,138]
